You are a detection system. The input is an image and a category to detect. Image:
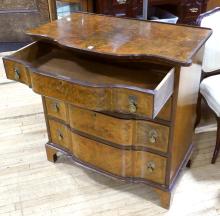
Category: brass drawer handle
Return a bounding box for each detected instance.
[128,96,137,113]
[147,161,156,173]
[52,102,60,113]
[57,130,64,141]
[148,129,158,144]
[129,102,137,113]
[189,7,199,13]
[117,0,127,4]
[14,68,20,80]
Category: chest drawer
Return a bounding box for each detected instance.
[47,119,167,184]
[3,41,174,119]
[72,132,167,184]
[3,60,30,85]
[69,106,170,153]
[45,97,68,122]
[48,119,71,150]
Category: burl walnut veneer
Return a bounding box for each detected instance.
[3,13,211,209]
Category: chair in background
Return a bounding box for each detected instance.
[196,7,220,164]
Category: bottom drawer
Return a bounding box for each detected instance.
[49,119,167,185]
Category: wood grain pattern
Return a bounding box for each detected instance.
[49,119,72,150]
[71,132,167,184]
[3,59,30,85]
[2,51,220,215]
[2,14,211,209]
[169,54,204,183]
[3,41,174,119]
[68,105,170,153]
[44,95,171,154]
[26,12,212,66]
[45,97,68,122]
[47,118,167,185]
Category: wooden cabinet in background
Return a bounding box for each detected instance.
[95,0,209,25]
[95,0,143,18]
[178,0,208,24]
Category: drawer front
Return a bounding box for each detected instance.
[69,106,134,146]
[45,97,68,121]
[135,120,169,152]
[31,72,110,111]
[69,106,170,153]
[72,133,167,184]
[49,119,71,150]
[3,59,30,85]
[30,72,166,119]
[112,89,154,118]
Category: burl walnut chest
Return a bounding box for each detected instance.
[3,13,211,208]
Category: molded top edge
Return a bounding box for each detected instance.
[27,12,212,66]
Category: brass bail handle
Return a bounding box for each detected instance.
[147,161,156,173]
[128,96,137,113]
[149,129,158,144]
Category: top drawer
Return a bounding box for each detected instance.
[3,41,174,119]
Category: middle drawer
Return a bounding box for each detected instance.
[45,98,170,153]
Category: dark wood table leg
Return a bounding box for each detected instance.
[211,118,220,164]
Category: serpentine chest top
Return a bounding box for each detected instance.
[3,13,211,209]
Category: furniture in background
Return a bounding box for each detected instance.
[207,0,220,10]
[95,0,209,25]
[48,0,93,20]
[149,0,209,25]
[3,13,211,208]
[95,0,144,18]
[48,0,209,25]
[0,0,50,42]
[196,8,220,163]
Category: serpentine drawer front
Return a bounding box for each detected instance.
[48,119,167,185]
[69,106,170,153]
[45,98,170,153]
[3,41,174,119]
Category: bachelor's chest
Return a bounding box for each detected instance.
[3,13,211,208]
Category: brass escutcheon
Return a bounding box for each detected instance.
[14,68,20,80]
[147,161,156,172]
